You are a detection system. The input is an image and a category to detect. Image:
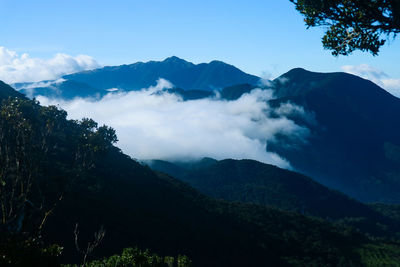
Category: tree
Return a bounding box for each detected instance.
[290,0,400,55]
[0,97,118,265]
[0,98,46,234]
[0,98,65,266]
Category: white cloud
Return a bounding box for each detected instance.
[0,46,100,84]
[12,78,67,98]
[258,71,274,87]
[341,64,400,97]
[381,79,400,97]
[37,79,310,169]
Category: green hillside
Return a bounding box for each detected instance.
[1,82,400,266]
[147,158,400,239]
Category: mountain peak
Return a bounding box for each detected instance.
[209,60,226,65]
[286,67,309,74]
[163,56,189,64]
[57,57,260,92]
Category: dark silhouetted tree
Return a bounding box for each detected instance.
[290,0,400,55]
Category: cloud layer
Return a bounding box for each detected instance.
[341,64,400,97]
[37,79,309,169]
[0,46,100,84]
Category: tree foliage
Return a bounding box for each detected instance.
[63,247,192,267]
[290,0,400,55]
[0,98,118,236]
[0,97,118,265]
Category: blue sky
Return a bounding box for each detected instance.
[0,0,399,79]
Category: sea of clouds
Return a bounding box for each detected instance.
[37,79,310,169]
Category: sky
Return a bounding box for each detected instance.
[0,0,399,81]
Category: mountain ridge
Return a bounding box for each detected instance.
[268,68,400,202]
[0,80,25,100]
[62,56,261,91]
[16,56,260,99]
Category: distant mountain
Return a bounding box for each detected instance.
[219,83,258,100]
[155,83,258,101]
[16,57,260,99]
[158,88,215,100]
[267,68,400,203]
[32,80,99,99]
[64,56,260,91]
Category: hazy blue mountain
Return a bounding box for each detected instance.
[219,83,258,100]
[267,68,400,203]
[18,80,100,99]
[156,88,215,100]
[15,57,260,99]
[64,56,260,91]
[155,84,258,100]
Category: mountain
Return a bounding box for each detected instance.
[28,80,100,99]
[16,57,260,99]
[157,88,215,100]
[146,158,400,238]
[219,83,258,100]
[1,82,400,266]
[267,68,400,203]
[147,158,369,218]
[0,80,25,100]
[64,56,260,91]
[154,83,258,101]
